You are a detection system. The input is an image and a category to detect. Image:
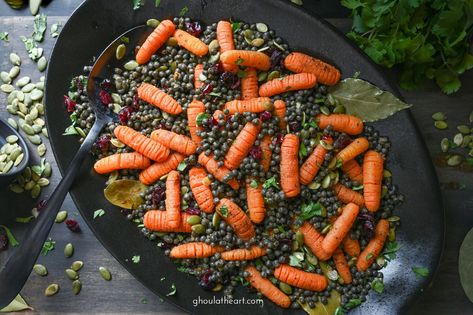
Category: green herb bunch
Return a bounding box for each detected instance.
[342,0,473,94]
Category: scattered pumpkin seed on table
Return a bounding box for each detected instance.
[44,284,59,297]
[65,268,78,280]
[33,264,48,277]
[99,266,112,281]
[72,280,82,295]
[434,120,448,130]
[55,210,68,223]
[64,243,74,258]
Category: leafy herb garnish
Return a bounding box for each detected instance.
[20,36,43,61]
[263,176,279,190]
[155,0,161,7]
[250,179,258,188]
[41,238,55,255]
[383,241,400,261]
[219,205,228,218]
[299,202,323,221]
[0,32,9,42]
[237,70,247,78]
[0,225,19,247]
[50,23,61,38]
[166,283,177,296]
[371,279,384,293]
[235,57,245,65]
[345,298,362,309]
[289,252,304,267]
[196,113,211,127]
[231,21,241,33]
[177,161,187,171]
[15,216,34,223]
[132,255,141,263]
[298,141,307,159]
[33,14,47,42]
[179,6,189,17]
[412,266,429,278]
[132,0,145,10]
[93,209,105,219]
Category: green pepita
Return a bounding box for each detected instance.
[55,210,68,223]
[37,178,50,187]
[208,52,220,64]
[187,215,201,225]
[376,256,386,267]
[110,138,124,148]
[257,72,268,82]
[31,184,41,198]
[462,135,472,147]
[1,84,14,93]
[434,120,448,130]
[71,261,84,271]
[116,44,126,60]
[23,167,32,181]
[212,212,221,227]
[0,71,11,84]
[37,56,48,72]
[33,264,48,276]
[10,184,24,193]
[383,169,392,178]
[191,224,205,234]
[457,125,471,135]
[453,133,464,146]
[295,230,304,245]
[251,38,264,47]
[322,174,331,189]
[64,243,74,258]
[36,81,45,90]
[267,70,280,81]
[208,39,219,53]
[6,105,17,115]
[431,112,446,121]
[16,91,25,102]
[2,160,13,173]
[124,60,139,71]
[9,148,22,162]
[99,266,112,281]
[16,76,31,88]
[42,128,49,138]
[278,282,292,294]
[447,154,463,166]
[72,280,82,295]
[27,134,42,145]
[30,89,43,101]
[22,83,36,93]
[333,105,346,114]
[146,18,160,28]
[9,53,21,66]
[65,268,78,280]
[44,284,59,297]
[308,181,321,190]
[381,185,388,198]
[440,138,450,153]
[75,127,86,138]
[9,66,20,79]
[166,37,178,46]
[43,162,52,177]
[387,215,400,222]
[6,135,18,144]
[320,106,331,115]
[37,143,46,157]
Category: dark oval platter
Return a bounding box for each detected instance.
[44,0,444,314]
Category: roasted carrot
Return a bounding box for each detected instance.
[261,135,272,172]
[216,198,255,241]
[187,99,205,145]
[139,152,185,185]
[284,52,340,86]
[174,29,209,57]
[224,97,272,114]
[169,242,223,259]
[343,236,360,257]
[342,159,363,183]
[114,126,170,162]
[298,222,331,261]
[136,20,176,64]
[144,210,192,233]
[198,153,240,189]
[189,167,214,213]
[220,50,271,71]
[216,21,238,72]
[273,100,287,129]
[150,129,197,156]
[316,114,364,136]
[241,68,259,99]
[333,248,352,284]
[274,264,328,291]
[94,152,150,174]
[363,150,384,212]
[245,266,291,308]
[321,203,360,256]
[224,122,261,170]
[259,73,317,97]
[246,179,266,224]
[137,83,183,115]
[165,170,181,229]
[280,134,300,198]
[336,137,369,164]
[194,64,204,90]
[299,136,333,185]
[221,246,266,261]
[333,183,364,207]
[357,219,389,271]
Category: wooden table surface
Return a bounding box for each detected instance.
[0,1,472,314]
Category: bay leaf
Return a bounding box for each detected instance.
[0,294,33,312]
[459,227,473,303]
[104,179,147,209]
[328,78,411,122]
[299,290,340,315]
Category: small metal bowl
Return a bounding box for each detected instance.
[0,118,30,186]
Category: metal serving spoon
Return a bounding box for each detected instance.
[0,25,149,308]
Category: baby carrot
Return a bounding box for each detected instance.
[274,264,328,291]
[139,152,185,185]
[259,73,317,97]
[260,135,272,172]
[114,126,170,162]
[150,129,197,156]
[245,266,291,308]
[169,242,223,259]
[198,153,240,190]
[333,183,364,207]
[144,210,192,233]
[321,203,360,256]
[220,50,271,71]
[246,179,266,224]
[284,52,341,86]
[241,68,259,99]
[94,152,150,174]
[224,122,261,170]
[221,246,266,261]
[299,136,333,185]
[216,21,238,72]
[280,134,300,198]
[224,97,272,114]
[165,170,181,229]
[136,20,176,64]
[189,167,215,213]
[273,100,287,130]
[333,248,352,284]
[187,99,205,145]
[137,83,183,115]
[216,198,255,241]
[357,219,389,271]
[194,64,204,90]
[316,114,364,135]
[174,29,209,56]
[343,237,360,257]
[213,109,225,122]
[336,137,369,164]
[342,159,363,183]
[298,222,331,261]
[363,150,384,212]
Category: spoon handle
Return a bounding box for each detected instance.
[0,117,108,308]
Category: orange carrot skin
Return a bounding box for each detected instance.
[241,68,259,99]
[246,179,266,224]
[220,50,271,71]
[363,150,384,212]
[194,64,204,90]
[224,122,261,170]
[189,167,215,213]
[333,248,352,284]
[342,159,363,183]
[198,153,240,190]
[259,73,317,97]
[224,97,272,114]
[137,83,183,115]
[144,210,192,233]
[136,20,176,64]
[221,246,266,260]
[216,21,238,72]
[357,219,389,271]
[343,237,360,257]
[174,29,209,56]
[316,114,364,135]
[139,152,185,185]
[284,52,341,86]
[274,264,328,291]
[273,100,287,130]
[187,100,205,144]
[298,222,331,261]
[336,137,370,164]
[245,266,291,308]
[216,198,255,241]
[114,126,170,162]
[150,129,197,156]
[299,137,333,185]
[321,203,360,256]
[94,152,150,174]
[169,242,223,259]
[165,170,181,229]
[333,183,364,207]
[261,135,272,172]
[280,134,300,198]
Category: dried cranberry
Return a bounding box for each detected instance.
[260,111,272,121]
[119,107,133,125]
[210,117,219,127]
[65,219,81,233]
[358,213,375,239]
[249,146,262,160]
[186,207,201,215]
[0,234,8,251]
[99,90,112,105]
[200,84,214,97]
[199,269,216,291]
[289,121,301,132]
[219,72,240,89]
[151,186,165,206]
[278,238,292,250]
[64,95,76,113]
[132,94,140,110]
[209,62,224,75]
[95,134,111,151]
[36,199,48,212]
[272,134,284,145]
[99,79,113,91]
[185,21,203,37]
[333,134,352,151]
[269,49,284,70]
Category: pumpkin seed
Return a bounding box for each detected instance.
[99,267,112,281]
[9,66,20,79]
[2,160,13,173]
[29,107,39,120]
[23,167,31,181]
[469,148,473,157]
[0,154,6,163]
[453,133,464,146]
[6,105,17,114]
[9,148,22,162]
[278,282,292,294]
[307,252,318,266]
[434,120,448,130]
[0,71,11,84]
[211,283,223,292]
[243,29,254,40]
[212,212,221,227]
[109,138,124,148]
[376,256,386,267]
[327,269,339,281]
[24,93,32,106]
[19,103,29,115]
[55,210,68,223]
[186,215,201,225]
[22,83,36,93]
[7,90,18,103]
[72,280,82,295]
[431,112,446,121]
[146,18,160,28]
[257,46,270,52]
[1,84,14,93]
[27,135,42,145]
[30,89,43,101]
[10,184,24,193]
[43,162,52,177]
[272,41,286,51]
[16,91,25,102]
[36,103,44,114]
[44,284,59,297]
[75,127,86,138]
[295,230,304,245]
[116,44,126,60]
[32,124,42,134]
[457,125,471,135]
[192,224,205,234]
[257,72,268,82]
[6,135,18,144]
[32,171,40,182]
[320,106,331,115]
[42,128,49,138]
[71,261,84,271]
[333,105,346,114]
[256,23,268,33]
[251,38,264,47]
[31,184,41,198]
[267,70,280,81]
[322,174,331,188]
[124,60,138,71]
[37,178,50,187]
[308,181,321,190]
[37,56,48,72]
[387,215,400,222]
[447,154,463,166]
[9,53,21,66]
[208,52,220,64]
[462,135,472,147]
[383,169,392,178]
[16,76,31,88]
[208,39,219,53]
[381,186,388,198]
[440,138,450,152]
[36,81,45,90]
[33,264,48,276]
[166,37,178,46]
[64,243,74,258]
[30,0,41,15]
